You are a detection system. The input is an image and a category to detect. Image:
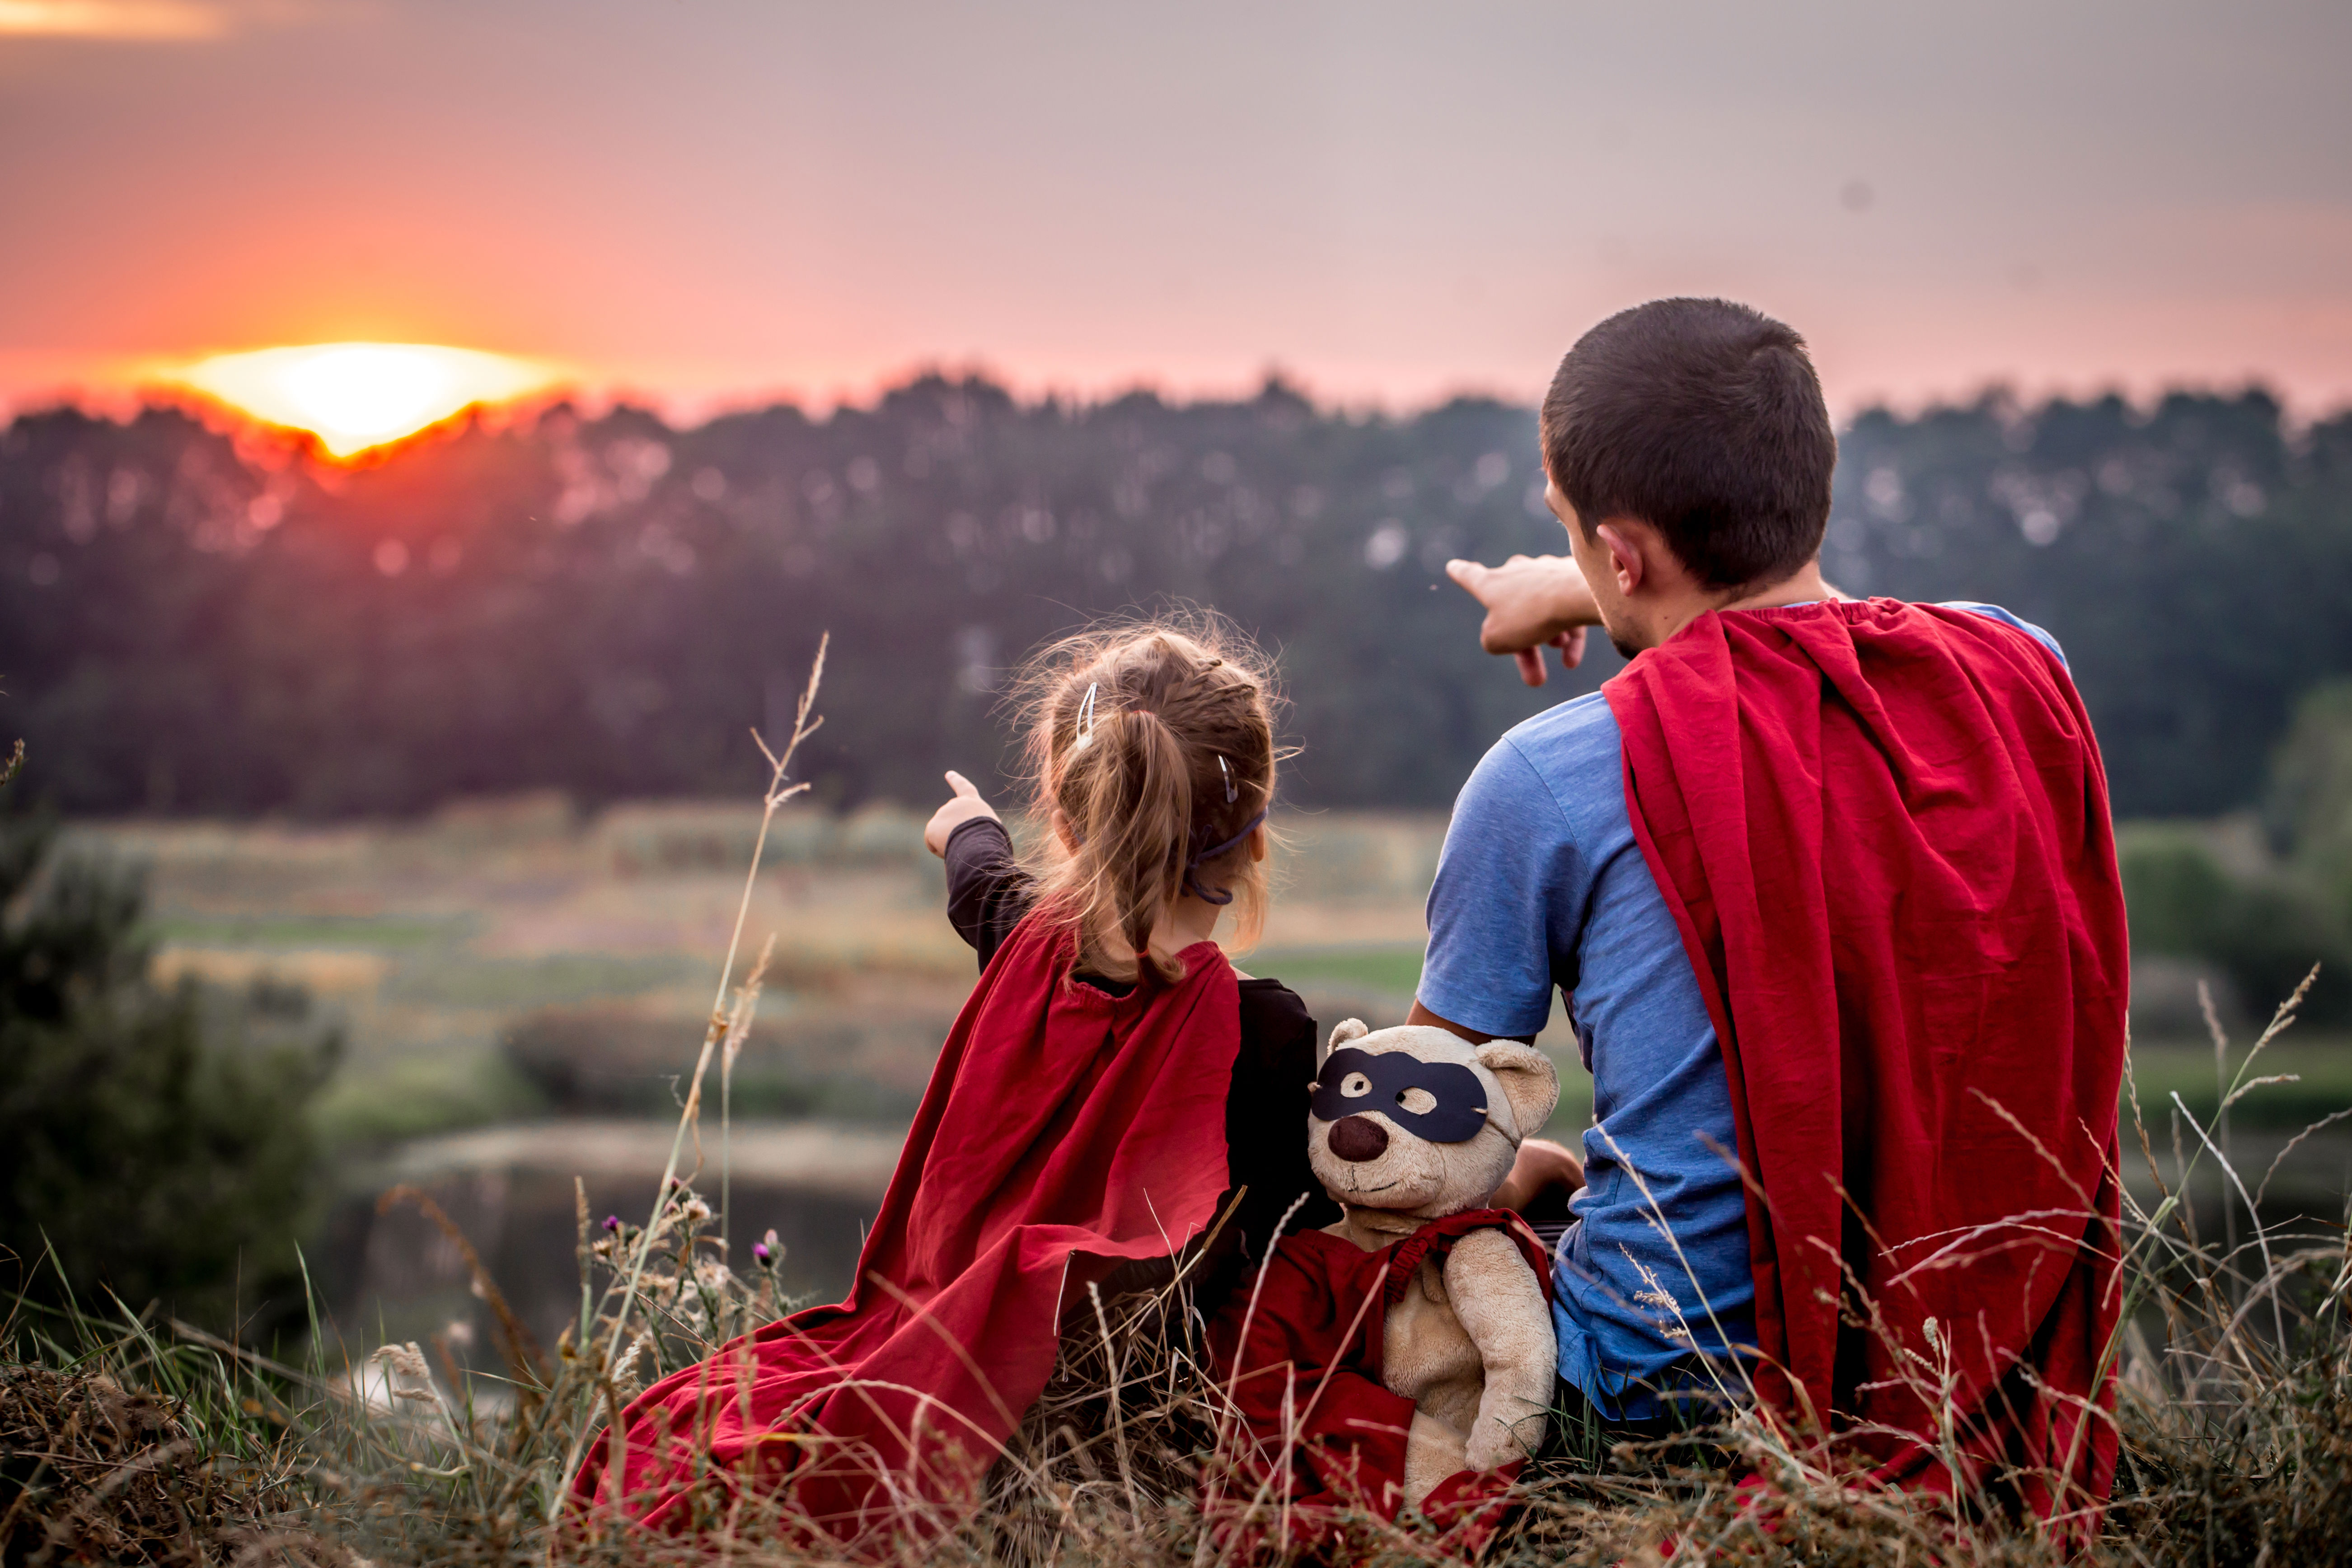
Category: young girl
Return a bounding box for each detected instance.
[577,617,1334,1542]
[925,619,1334,1278]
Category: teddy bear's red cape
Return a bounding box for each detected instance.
[1603,599,2129,1514]
[1202,1209,1551,1551]
[572,915,1240,1542]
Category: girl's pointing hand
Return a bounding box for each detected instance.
[923,770,1002,857]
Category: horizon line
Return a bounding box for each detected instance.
[5,359,2343,439]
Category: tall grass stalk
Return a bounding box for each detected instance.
[593,633,822,1359]
[544,636,826,1534]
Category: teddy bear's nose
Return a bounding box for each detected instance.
[1327,1115,1389,1163]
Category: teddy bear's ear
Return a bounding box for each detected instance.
[1473,1040,1560,1141]
[1322,1018,1369,1063]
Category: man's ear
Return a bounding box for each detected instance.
[1594,521,1645,597]
[1473,1040,1560,1140]
[1324,1018,1368,1065]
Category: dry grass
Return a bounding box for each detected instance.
[9,979,2352,1565]
[0,1298,337,1567]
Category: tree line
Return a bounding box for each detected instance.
[1,376,2347,823]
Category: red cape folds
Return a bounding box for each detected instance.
[1603,599,2129,1514]
[573,914,1242,1541]
[1203,1209,1552,1552]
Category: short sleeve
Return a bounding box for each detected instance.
[1419,738,1579,1039]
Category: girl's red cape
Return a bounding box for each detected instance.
[572,914,1241,1541]
[1605,599,2130,1518]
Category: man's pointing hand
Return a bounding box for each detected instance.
[1444,554,1596,687]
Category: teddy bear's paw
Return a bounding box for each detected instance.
[1464,1413,1543,1472]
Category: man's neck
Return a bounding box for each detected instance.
[1720,560,1842,614]
[1646,559,1843,647]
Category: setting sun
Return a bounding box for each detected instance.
[168,342,559,457]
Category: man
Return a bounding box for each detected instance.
[1417,298,2128,1514]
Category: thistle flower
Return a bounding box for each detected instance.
[751,1241,772,1266]
[603,1214,623,1234]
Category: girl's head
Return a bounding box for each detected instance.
[1014,614,1281,983]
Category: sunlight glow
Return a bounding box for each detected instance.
[0,0,225,38]
[171,342,559,457]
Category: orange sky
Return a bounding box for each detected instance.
[4,0,2350,420]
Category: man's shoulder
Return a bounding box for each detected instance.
[1493,690,1623,782]
[1451,692,1625,840]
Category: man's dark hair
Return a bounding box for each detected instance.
[1541,297,1836,590]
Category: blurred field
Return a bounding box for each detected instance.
[61,798,1500,1344]
[78,798,1509,1144]
[77,796,2352,1158]
[59,795,2352,1352]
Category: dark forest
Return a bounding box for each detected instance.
[3,378,2347,821]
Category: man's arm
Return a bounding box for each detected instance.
[1406,997,1520,1045]
[1415,740,1569,1045]
[1416,740,1592,1207]
[1444,555,1600,687]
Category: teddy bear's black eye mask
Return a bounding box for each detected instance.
[1310,1047,1490,1144]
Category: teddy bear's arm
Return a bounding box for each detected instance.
[1442,1228,1557,1470]
[1402,1409,1470,1510]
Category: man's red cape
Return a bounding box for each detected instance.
[572,914,1241,1542]
[1603,599,2129,1514]
[1202,1208,1552,1553]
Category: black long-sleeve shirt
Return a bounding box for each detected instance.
[942,817,1340,1270]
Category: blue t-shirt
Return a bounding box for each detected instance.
[1418,601,2064,1419]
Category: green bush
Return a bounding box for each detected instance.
[2117,825,2352,1026]
[2202,876,2352,1025]
[2116,832,2237,959]
[2269,678,2352,920]
[0,782,338,1334]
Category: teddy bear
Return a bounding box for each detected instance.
[1205,1017,1561,1536]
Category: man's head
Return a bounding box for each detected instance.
[1541,298,1836,653]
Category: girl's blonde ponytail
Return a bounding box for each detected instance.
[1070,704,1191,966]
[1012,614,1281,984]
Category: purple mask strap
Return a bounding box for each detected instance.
[1182,809,1268,906]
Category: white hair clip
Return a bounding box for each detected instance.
[1218,754,1237,803]
[1072,682,1099,751]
